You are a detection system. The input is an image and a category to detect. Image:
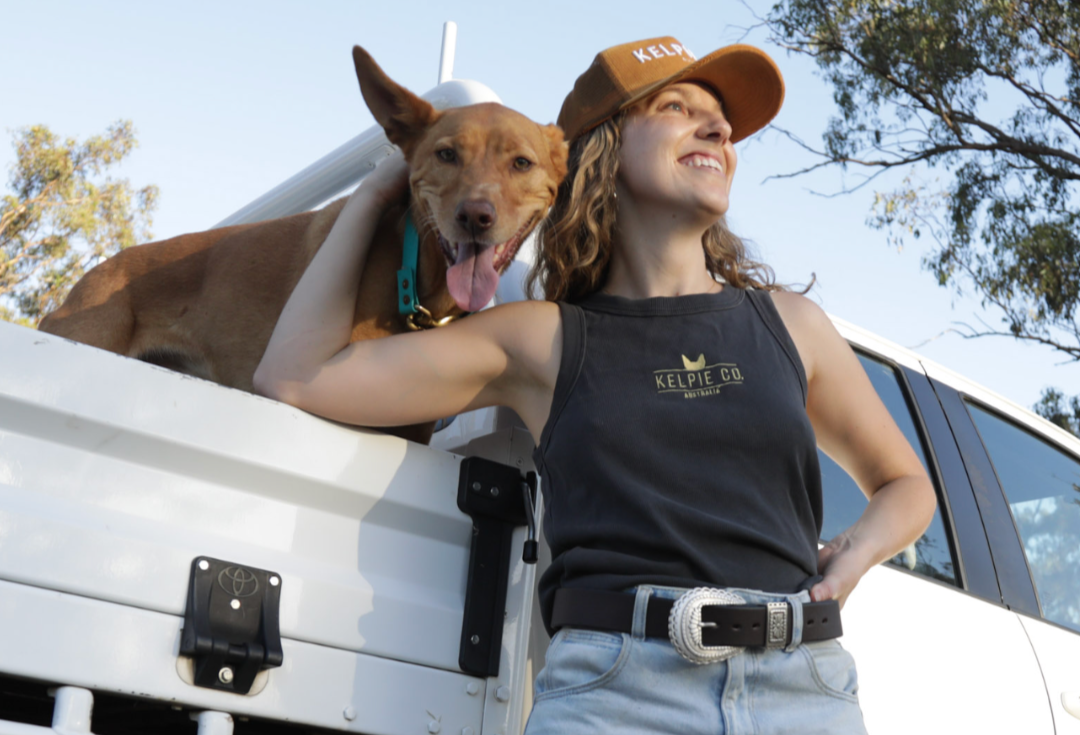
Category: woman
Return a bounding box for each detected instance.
[256,36,936,735]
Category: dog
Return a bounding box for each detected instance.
[38,46,568,444]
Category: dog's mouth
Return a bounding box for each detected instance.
[437,213,538,312]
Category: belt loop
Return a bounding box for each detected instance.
[631,586,652,641]
[785,593,808,653]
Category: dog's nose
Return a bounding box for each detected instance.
[455,199,497,233]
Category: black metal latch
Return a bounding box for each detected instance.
[180,557,284,695]
[457,456,538,678]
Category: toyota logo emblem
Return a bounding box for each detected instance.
[218,566,259,598]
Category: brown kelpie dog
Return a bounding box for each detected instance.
[39,47,568,443]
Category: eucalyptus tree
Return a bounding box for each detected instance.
[1,121,157,326]
[764,0,1079,425]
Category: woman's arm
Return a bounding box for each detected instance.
[253,154,562,438]
[254,153,411,399]
[260,299,561,437]
[771,292,938,608]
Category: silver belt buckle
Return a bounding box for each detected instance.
[668,587,747,665]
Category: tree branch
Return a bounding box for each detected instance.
[777,3,1080,178]
[0,236,57,284]
[953,323,1080,360]
[1022,7,1080,66]
[973,62,1080,142]
[0,182,58,240]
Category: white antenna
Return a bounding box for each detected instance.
[438,21,457,84]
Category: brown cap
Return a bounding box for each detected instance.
[557,37,784,144]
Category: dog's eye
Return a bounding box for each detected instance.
[514,157,533,171]
[437,148,457,163]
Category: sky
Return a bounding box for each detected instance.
[1,0,1074,412]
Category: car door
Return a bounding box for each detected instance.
[829,324,1053,734]
[931,374,1080,734]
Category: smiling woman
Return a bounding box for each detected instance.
[255,34,936,735]
[517,37,935,735]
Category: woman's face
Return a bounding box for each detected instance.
[616,82,736,219]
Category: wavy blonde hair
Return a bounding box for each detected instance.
[528,111,784,303]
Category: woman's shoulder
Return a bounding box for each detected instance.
[481,298,562,327]
[477,300,566,414]
[468,299,564,355]
[764,289,831,333]
[760,290,842,383]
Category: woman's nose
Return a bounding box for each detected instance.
[699,113,732,144]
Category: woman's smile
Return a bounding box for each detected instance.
[678,152,726,174]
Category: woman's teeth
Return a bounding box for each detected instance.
[682,155,724,173]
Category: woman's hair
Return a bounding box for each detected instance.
[527,111,784,303]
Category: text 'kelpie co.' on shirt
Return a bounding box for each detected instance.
[532,287,822,633]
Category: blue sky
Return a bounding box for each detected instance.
[1,0,1073,411]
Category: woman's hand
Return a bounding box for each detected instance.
[360,150,410,209]
[809,527,875,609]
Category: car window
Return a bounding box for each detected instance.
[818,353,957,585]
[966,402,1080,633]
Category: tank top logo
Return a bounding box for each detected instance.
[653,353,744,399]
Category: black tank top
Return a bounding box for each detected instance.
[532,287,822,632]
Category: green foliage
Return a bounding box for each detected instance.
[0,121,158,326]
[1034,386,1080,436]
[765,0,1078,419]
[765,1,1079,342]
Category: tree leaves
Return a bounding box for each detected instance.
[766,0,1079,430]
[0,121,158,326]
[1035,387,1080,435]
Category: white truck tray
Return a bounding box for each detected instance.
[0,320,539,735]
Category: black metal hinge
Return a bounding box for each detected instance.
[457,456,538,678]
[179,557,284,695]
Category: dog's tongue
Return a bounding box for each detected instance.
[447,242,499,312]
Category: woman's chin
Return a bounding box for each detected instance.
[621,189,729,222]
[691,196,730,221]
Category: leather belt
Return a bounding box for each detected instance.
[551,587,842,649]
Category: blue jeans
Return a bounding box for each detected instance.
[526,585,867,735]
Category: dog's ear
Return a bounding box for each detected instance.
[541,124,570,184]
[353,45,438,158]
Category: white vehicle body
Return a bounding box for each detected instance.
[2,32,1079,734]
[0,316,535,735]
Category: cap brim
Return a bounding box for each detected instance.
[616,44,784,144]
